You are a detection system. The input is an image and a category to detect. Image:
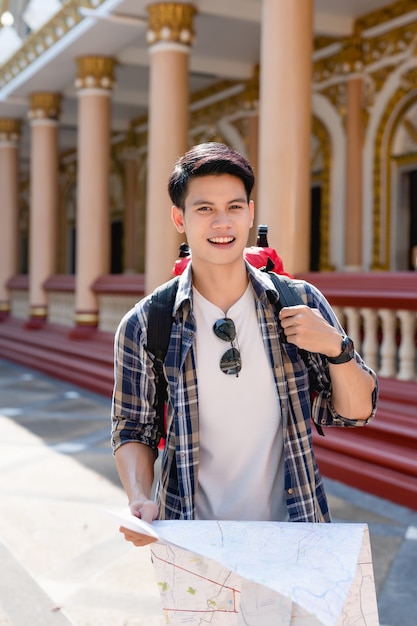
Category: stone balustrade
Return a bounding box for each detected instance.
[7,271,417,382]
[297,272,417,382]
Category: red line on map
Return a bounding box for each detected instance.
[151,550,240,592]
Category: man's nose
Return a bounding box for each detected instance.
[212,212,232,228]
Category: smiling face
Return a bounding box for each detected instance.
[171,173,254,274]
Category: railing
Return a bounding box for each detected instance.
[297,272,417,382]
[8,272,417,381]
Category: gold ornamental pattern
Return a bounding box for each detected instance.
[0,118,21,141]
[146,2,196,46]
[0,0,108,91]
[28,93,61,120]
[75,56,116,91]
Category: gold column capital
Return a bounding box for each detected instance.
[0,118,21,142]
[341,35,363,74]
[75,56,116,91]
[28,93,61,120]
[146,2,196,46]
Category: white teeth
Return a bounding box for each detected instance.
[209,237,234,244]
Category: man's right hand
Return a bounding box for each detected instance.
[120,498,159,547]
[114,442,159,547]
[130,498,159,523]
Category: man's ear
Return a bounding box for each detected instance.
[172,205,185,233]
[249,200,255,228]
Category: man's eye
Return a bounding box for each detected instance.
[230,204,243,210]
[197,206,211,212]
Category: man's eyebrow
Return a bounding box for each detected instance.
[190,196,247,206]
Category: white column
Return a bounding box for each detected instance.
[27,92,61,327]
[73,56,115,334]
[257,0,313,275]
[145,2,196,293]
[379,309,397,378]
[397,310,417,381]
[0,119,20,320]
[361,307,379,373]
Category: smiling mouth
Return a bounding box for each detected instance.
[208,236,235,244]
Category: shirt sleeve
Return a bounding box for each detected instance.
[111,301,161,454]
[299,280,378,429]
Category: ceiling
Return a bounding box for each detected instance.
[0,0,396,169]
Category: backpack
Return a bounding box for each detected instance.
[146,259,324,440]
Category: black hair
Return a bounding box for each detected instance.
[168,142,255,209]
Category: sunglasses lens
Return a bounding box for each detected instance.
[213,318,236,342]
[220,347,242,375]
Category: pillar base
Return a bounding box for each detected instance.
[24,306,48,329]
[68,324,98,340]
[24,316,47,330]
[0,303,10,322]
[68,311,99,340]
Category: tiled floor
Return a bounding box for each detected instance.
[0,358,416,625]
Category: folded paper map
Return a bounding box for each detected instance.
[110,510,379,625]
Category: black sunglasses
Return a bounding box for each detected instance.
[213,317,242,376]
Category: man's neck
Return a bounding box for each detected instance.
[191,261,249,314]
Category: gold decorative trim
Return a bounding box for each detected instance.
[0,1,109,91]
[28,92,61,120]
[75,56,116,90]
[146,2,196,46]
[313,15,417,87]
[0,118,21,141]
[30,306,47,318]
[74,311,99,325]
[355,0,417,33]
[313,36,342,51]
[371,68,417,269]
[319,83,347,123]
[392,151,417,167]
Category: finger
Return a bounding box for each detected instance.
[119,527,157,546]
[279,305,305,320]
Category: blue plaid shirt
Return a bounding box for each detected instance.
[111,262,378,522]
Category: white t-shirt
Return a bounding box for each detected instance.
[193,283,287,521]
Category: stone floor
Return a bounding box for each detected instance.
[0,358,416,625]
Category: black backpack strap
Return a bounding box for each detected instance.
[265,271,304,309]
[263,265,325,437]
[147,276,179,439]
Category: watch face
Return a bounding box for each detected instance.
[328,336,355,364]
[342,336,354,357]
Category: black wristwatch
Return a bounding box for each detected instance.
[327,335,355,364]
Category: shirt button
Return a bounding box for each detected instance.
[321,419,326,425]
[180,452,185,458]
[287,488,293,495]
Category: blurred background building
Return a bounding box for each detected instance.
[0,0,415,509]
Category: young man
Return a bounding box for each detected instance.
[111,142,377,546]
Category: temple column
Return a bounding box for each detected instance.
[0,119,21,320]
[73,56,115,334]
[344,76,363,270]
[257,0,313,275]
[122,137,139,273]
[247,114,259,245]
[145,1,195,293]
[27,93,61,327]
